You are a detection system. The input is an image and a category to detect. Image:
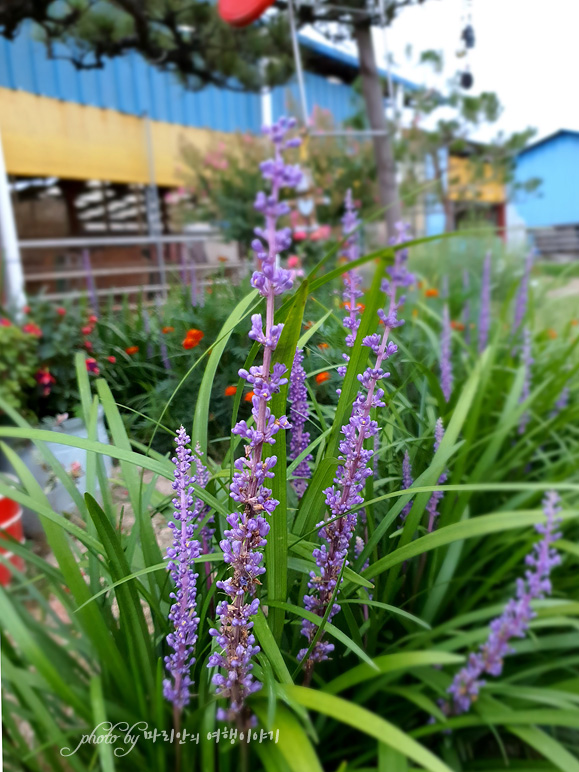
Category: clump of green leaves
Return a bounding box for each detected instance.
[0,323,38,415]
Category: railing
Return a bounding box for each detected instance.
[18,232,248,303]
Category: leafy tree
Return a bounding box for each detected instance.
[395,50,540,231]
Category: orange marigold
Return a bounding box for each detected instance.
[162,326,174,334]
[125,346,139,355]
[315,371,330,384]
[451,320,465,332]
[225,385,237,396]
[425,288,439,298]
[571,319,578,327]
[547,328,558,339]
[244,390,255,402]
[183,329,204,349]
[318,342,329,350]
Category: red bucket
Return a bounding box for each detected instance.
[0,493,24,586]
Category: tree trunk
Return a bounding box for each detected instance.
[353,23,401,237]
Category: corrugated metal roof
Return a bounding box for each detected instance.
[516,129,579,157]
[0,22,398,133]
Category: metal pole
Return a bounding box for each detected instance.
[0,127,26,313]
[287,0,309,126]
[378,0,396,125]
[143,113,167,299]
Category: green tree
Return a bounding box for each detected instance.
[395,50,540,231]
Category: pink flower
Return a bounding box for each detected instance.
[0,317,11,327]
[310,225,331,241]
[23,323,42,337]
[56,307,66,316]
[35,367,56,396]
[68,461,83,480]
[288,255,300,269]
[293,230,308,241]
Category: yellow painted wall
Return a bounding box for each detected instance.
[447,155,505,204]
[0,88,221,187]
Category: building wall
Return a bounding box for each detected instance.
[272,72,362,125]
[513,133,579,228]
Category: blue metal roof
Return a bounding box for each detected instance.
[516,129,579,157]
[0,22,415,134]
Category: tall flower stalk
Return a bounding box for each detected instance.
[512,249,533,344]
[478,252,491,354]
[299,223,413,676]
[163,427,202,712]
[339,189,363,366]
[400,450,414,521]
[207,117,301,728]
[425,418,447,533]
[288,348,313,498]
[518,326,533,435]
[440,304,453,402]
[442,491,562,716]
[463,269,470,344]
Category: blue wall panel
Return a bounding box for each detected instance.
[514,132,579,228]
[0,22,361,135]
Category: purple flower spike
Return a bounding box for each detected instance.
[425,418,448,533]
[518,327,533,435]
[299,223,414,674]
[400,450,414,521]
[551,385,569,419]
[340,190,364,351]
[512,250,534,344]
[463,270,470,345]
[440,304,453,402]
[208,117,301,727]
[442,491,562,717]
[478,252,491,354]
[163,426,202,711]
[288,348,313,498]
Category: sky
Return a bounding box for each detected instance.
[378,0,579,141]
[304,0,579,144]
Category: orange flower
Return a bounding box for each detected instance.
[340,302,365,312]
[183,329,204,349]
[162,326,174,334]
[425,288,439,298]
[571,319,578,327]
[217,256,228,263]
[417,281,424,290]
[125,346,139,355]
[303,321,313,330]
[244,390,255,402]
[412,308,419,318]
[547,328,558,339]
[451,321,465,332]
[318,342,329,350]
[315,371,330,384]
[225,385,237,396]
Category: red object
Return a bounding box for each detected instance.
[0,494,24,586]
[218,0,275,27]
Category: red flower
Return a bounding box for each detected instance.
[84,340,93,351]
[81,325,93,336]
[107,355,116,364]
[56,307,66,316]
[225,385,237,396]
[310,225,331,241]
[125,346,139,355]
[35,367,56,396]
[22,322,42,337]
[244,390,255,402]
[0,317,11,327]
[450,321,465,332]
[86,358,100,375]
[23,305,30,314]
[293,230,308,241]
[162,326,174,334]
[88,315,98,324]
[183,328,204,349]
[315,371,330,384]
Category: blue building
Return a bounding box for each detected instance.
[512,129,579,229]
